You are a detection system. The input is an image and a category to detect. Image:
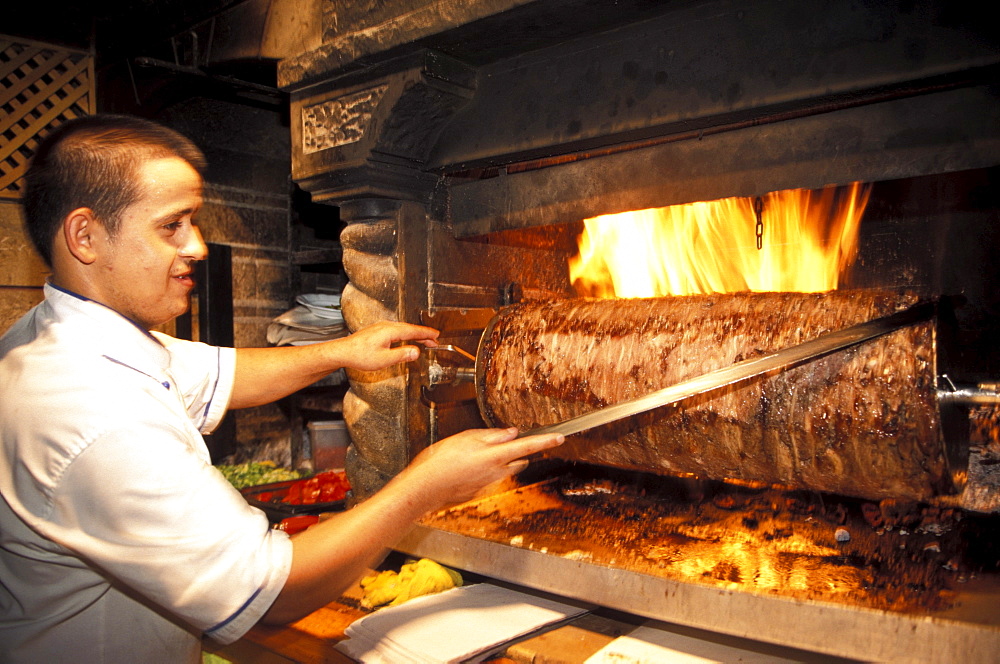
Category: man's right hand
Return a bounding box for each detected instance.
[401,427,566,507]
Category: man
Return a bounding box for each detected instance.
[0,115,564,662]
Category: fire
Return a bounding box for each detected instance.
[569,183,871,297]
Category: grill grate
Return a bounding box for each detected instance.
[0,35,94,199]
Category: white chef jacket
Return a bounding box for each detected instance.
[0,283,293,663]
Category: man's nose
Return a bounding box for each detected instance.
[183,225,209,261]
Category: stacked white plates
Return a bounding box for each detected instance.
[296,293,343,321]
[267,293,345,346]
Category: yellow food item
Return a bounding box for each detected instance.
[360,559,463,609]
[359,569,404,609]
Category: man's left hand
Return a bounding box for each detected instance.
[338,321,439,371]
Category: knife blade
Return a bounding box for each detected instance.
[519,301,934,438]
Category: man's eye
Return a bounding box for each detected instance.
[163,221,183,231]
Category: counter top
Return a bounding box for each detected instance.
[203,574,636,664]
[203,570,855,663]
[206,574,372,663]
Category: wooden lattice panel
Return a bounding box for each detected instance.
[1,35,94,199]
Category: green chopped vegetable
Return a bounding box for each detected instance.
[216,461,302,489]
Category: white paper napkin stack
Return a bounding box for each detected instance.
[584,624,807,663]
[336,583,588,663]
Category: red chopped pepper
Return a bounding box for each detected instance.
[301,477,321,504]
[285,481,302,504]
[281,471,350,506]
[278,515,319,535]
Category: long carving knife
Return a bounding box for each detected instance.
[519,301,935,438]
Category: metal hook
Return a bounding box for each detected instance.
[427,344,476,363]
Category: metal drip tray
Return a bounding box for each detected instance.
[395,467,1000,662]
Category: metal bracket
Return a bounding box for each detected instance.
[423,345,476,387]
[416,343,480,408]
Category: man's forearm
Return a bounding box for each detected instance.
[260,466,440,623]
[230,345,345,408]
[259,427,566,624]
[228,321,438,409]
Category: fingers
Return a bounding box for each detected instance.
[407,428,565,508]
[480,427,520,444]
[382,323,440,361]
[390,346,421,363]
[351,322,441,368]
[477,428,564,467]
[384,322,440,346]
[488,431,563,485]
[501,431,565,461]
[506,459,530,473]
[434,427,563,465]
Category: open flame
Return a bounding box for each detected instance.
[569,183,871,297]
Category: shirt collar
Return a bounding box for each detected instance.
[46,282,160,340]
[43,282,171,376]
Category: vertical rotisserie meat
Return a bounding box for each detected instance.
[476,291,951,501]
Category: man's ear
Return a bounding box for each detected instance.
[63,208,101,265]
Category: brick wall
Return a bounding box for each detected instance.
[0,201,46,332]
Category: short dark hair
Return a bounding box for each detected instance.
[22,114,207,266]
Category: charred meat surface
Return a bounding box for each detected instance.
[478,291,947,501]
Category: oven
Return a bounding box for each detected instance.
[279,1,1000,659]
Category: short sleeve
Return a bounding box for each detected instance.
[151,332,236,434]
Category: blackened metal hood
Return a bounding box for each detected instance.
[279,0,1000,236]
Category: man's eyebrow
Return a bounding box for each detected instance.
[155,207,199,224]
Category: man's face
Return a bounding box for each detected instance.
[94,156,207,329]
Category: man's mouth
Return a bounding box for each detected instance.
[173,272,195,288]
